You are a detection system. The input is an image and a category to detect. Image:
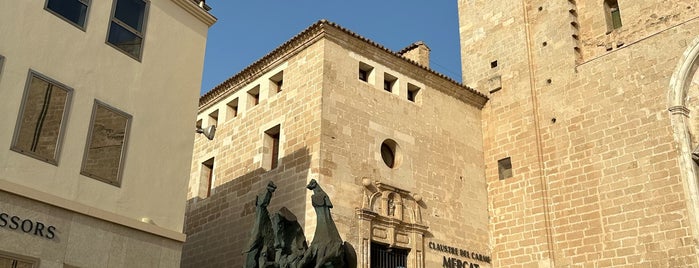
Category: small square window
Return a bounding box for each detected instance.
[208,109,218,126]
[407,83,421,102]
[81,100,131,186]
[270,71,284,93]
[11,71,73,165]
[106,0,148,60]
[498,157,513,180]
[490,60,498,68]
[45,0,90,29]
[383,73,397,93]
[359,62,374,83]
[248,85,260,108]
[226,98,239,119]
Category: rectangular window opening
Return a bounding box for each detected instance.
[604,0,622,32]
[263,125,281,170]
[359,62,374,83]
[11,71,73,165]
[270,71,284,93]
[490,60,498,68]
[407,83,421,102]
[248,85,260,108]
[383,73,397,93]
[81,100,131,187]
[45,0,90,29]
[201,157,214,197]
[106,0,148,60]
[498,157,513,180]
[226,98,239,119]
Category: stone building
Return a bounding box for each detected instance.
[458,0,699,266]
[0,0,214,267]
[183,20,491,268]
[185,1,699,267]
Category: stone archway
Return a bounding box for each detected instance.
[668,35,699,253]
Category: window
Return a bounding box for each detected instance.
[263,125,280,170]
[12,71,73,165]
[380,139,401,169]
[498,157,513,180]
[270,71,284,94]
[208,109,218,126]
[201,157,214,197]
[226,98,239,119]
[0,251,37,268]
[196,119,202,129]
[248,85,260,108]
[81,101,131,186]
[106,0,148,60]
[383,73,397,93]
[359,62,374,83]
[604,0,622,32]
[407,83,421,102]
[45,0,89,29]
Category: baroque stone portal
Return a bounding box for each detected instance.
[244,180,354,268]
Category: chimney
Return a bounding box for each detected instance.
[398,41,430,68]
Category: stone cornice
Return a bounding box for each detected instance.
[199,20,488,111]
[0,179,186,242]
[171,0,217,27]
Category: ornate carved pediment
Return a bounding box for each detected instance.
[356,178,428,259]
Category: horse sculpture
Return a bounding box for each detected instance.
[243,180,352,268]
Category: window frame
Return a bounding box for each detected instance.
[604,0,622,33]
[80,100,132,187]
[11,70,74,165]
[105,0,150,61]
[0,250,39,268]
[44,0,91,31]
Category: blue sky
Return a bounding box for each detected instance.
[199,1,463,95]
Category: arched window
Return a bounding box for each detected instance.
[604,0,622,32]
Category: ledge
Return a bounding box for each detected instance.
[0,179,186,242]
[171,0,217,27]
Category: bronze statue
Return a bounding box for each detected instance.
[298,179,346,268]
[244,181,277,268]
[243,180,352,268]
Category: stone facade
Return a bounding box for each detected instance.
[183,21,490,268]
[459,0,699,266]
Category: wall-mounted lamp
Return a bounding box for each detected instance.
[196,125,216,140]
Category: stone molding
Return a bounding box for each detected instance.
[355,178,428,268]
[0,179,186,242]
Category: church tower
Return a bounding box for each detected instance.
[459,0,699,266]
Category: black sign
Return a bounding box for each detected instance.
[428,241,491,268]
[0,212,56,240]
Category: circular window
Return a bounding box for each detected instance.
[380,139,401,168]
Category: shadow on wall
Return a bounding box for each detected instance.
[181,147,312,268]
